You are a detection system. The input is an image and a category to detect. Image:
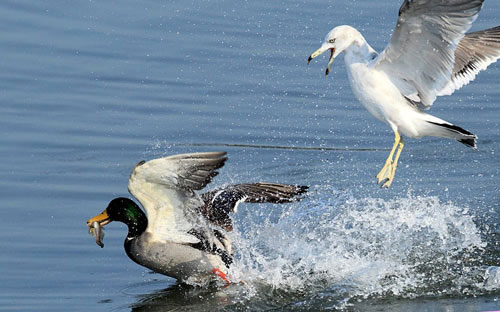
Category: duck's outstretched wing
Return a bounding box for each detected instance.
[128,152,227,244]
[200,183,308,231]
[438,26,500,96]
[374,0,484,108]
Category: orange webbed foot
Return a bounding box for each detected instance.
[212,268,231,286]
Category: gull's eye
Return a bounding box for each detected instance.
[328,38,336,44]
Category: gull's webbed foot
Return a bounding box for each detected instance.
[376,161,397,188]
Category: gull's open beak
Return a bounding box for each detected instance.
[87,210,111,228]
[307,47,336,77]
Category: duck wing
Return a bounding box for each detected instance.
[128,152,227,244]
[200,183,308,231]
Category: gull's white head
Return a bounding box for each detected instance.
[308,25,364,76]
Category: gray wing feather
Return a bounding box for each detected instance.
[131,151,228,192]
[439,26,500,96]
[127,152,227,244]
[375,0,484,108]
[161,152,227,191]
[200,183,308,231]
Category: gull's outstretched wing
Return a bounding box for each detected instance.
[374,0,484,108]
[200,183,308,231]
[439,26,500,96]
[128,152,227,243]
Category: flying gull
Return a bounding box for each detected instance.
[308,0,500,187]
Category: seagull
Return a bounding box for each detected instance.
[307,0,500,187]
[87,152,307,284]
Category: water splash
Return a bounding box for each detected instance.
[227,189,487,308]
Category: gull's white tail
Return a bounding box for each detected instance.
[421,115,477,149]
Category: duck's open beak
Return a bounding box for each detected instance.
[87,210,110,248]
[87,210,111,227]
[307,47,336,77]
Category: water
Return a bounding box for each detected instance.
[1,0,499,311]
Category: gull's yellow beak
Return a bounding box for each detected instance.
[87,210,111,228]
[307,47,336,77]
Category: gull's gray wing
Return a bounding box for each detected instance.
[200,183,308,231]
[439,26,500,96]
[374,0,484,108]
[128,152,227,243]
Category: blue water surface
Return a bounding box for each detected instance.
[1,0,499,311]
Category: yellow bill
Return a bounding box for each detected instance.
[308,47,336,77]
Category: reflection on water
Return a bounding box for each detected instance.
[129,283,243,312]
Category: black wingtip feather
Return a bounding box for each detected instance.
[459,137,477,149]
[427,121,477,149]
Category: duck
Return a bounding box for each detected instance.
[87,151,307,284]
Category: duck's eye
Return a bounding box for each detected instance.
[328,38,336,44]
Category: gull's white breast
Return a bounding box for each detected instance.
[344,54,423,138]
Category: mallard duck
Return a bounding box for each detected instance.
[87,152,307,284]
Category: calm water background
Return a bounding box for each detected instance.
[1,0,499,311]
